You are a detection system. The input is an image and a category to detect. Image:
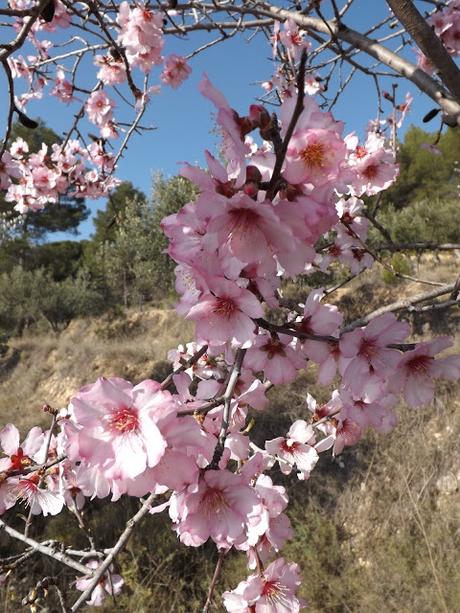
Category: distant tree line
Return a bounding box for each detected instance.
[0,120,458,337]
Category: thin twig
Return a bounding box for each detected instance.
[160,344,209,390]
[202,550,226,613]
[0,520,91,575]
[70,492,157,612]
[266,49,308,199]
[208,349,246,469]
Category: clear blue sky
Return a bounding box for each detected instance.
[0,2,442,241]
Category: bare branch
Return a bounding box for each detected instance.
[387,0,460,103]
[208,348,246,470]
[70,492,157,612]
[345,282,459,329]
[0,520,92,575]
[160,344,209,390]
[202,550,226,613]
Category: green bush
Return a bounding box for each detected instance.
[381,253,413,285]
[0,266,105,334]
[374,198,460,246]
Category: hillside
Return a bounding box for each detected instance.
[0,257,459,612]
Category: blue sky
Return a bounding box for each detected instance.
[0,1,442,241]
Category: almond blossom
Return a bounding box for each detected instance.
[222,557,305,612]
[169,469,265,549]
[6,473,64,516]
[75,560,124,607]
[388,337,460,407]
[245,332,305,385]
[67,377,172,480]
[340,313,410,398]
[185,277,263,347]
[346,131,398,196]
[116,1,164,72]
[85,90,116,137]
[94,54,127,85]
[161,55,192,88]
[0,424,44,473]
[266,420,319,480]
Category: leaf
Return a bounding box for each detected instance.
[40,0,55,23]
[16,110,38,129]
[422,108,440,123]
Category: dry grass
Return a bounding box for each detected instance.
[0,307,192,430]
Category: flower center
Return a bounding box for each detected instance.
[201,487,228,514]
[362,163,379,179]
[108,406,139,433]
[300,141,326,168]
[228,207,260,232]
[213,297,237,319]
[261,579,291,606]
[280,439,298,453]
[359,338,377,358]
[262,579,281,597]
[261,338,286,359]
[406,354,432,374]
[10,447,32,471]
[328,244,341,257]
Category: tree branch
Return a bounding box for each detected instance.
[208,348,246,469]
[0,520,92,576]
[70,492,157,612]
[386,0,460,103]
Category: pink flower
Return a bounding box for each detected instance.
[169,469,265,549]
[347,131,398,196]
[94,54,127,85]
[68,377,172,480]
[10,137,29,159]
[245,332,305,385]
[245,475,293,566]
[283,127,347,186]
[289,292,343,384]
[0,479,16,516]
[296,288,343,337]
[204,193,295,270]
[396,92,413,128]
[7,473,64,516]
[199,75,248,185]
[161,54,192,88]
[340,313,410,398]
[75,560,124,607]
[266,420,319,480]
[0,152,21,189]
[333,417,363,456]
[339,388,398,434]
[388,337,460,407]
[278,18,311,61]
[0,424,44,473]
[185,278,263,346]
[51,68,74,103]
[222,557,305,612]
[85,90,115,126]
[116,2,164,72]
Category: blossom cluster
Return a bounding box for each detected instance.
[1,1,193,212]
[6,1,190,119]
[162,75,399,352]
[417,0,460,71]
[1,6,460,611]
[0,137,119,213]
